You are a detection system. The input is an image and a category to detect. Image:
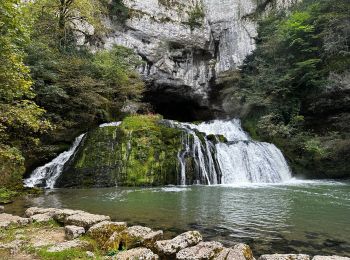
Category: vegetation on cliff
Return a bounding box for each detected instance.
[224,0,350,178]
[0,0,142,195]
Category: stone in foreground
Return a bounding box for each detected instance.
[176,241,224,259]
[87,221,127,246]
[113,247,159,260]
[25,207,57,217]
[155,231,203,257]
[214,243,255,260]
[108,225,163,250]
[47,240,89,252]
[30,213,53,223]
[313,257,350,260]
[65,225,86,240]
[53,208,86,223]
[259,254,310,260]
[0,213,30,228]
[65,212,110,229]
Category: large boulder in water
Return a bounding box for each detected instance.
[214,243,255,260]
[55,115,185,187]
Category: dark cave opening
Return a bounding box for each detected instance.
[143,89,215,122]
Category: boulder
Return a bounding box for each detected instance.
[25,207,57,217]
[65,225,86,240]
[53,209,86,223]
[259,254,310,260]
[106,225,163,250]
[176,241,224,260]
[313,257,350,260]
[87,221,127,246]
[0,213,30,228]
[65,212,110,230]
[155,231,203,257]
[0,206,4,213]
[47,240,90,252]
[214,243,255,260]
[30,213,53,223]
[113,247,159,260]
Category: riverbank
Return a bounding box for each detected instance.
[0,206,349,260]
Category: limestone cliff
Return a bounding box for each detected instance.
[79,0,299,120]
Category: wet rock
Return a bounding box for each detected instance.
[176,241,224,259]
[87,221,127,246]
[313,256,350,260]
[65,225,86,240]
[107,225,163,250]
[0,213,30,228]
[65,212,110,229]
[113,247,159,260]
[155,231,203,257]
[47,240,90,252]
[0,206,4,213]
[259,254,310,260]
[25,207,57,217]
[30,213,53,223]
[214,243,255,260]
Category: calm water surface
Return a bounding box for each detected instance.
[6,180,350,257]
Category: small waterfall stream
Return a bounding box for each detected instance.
[25,119,291,188]
[24,134,85,188]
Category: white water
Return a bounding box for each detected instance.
[24,134,85,188]
[172,119,292,185]
[25,119,291,188]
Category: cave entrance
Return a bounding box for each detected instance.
[143,89,214,122]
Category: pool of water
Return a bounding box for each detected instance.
[5,180,350,257]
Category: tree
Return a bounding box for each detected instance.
[0,0,51,189]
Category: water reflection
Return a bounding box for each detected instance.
[5,182,350,256]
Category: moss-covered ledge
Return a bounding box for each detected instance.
[55,115,184,188]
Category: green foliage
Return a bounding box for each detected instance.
[186,3,205,30]
[0,188,18,204]
[0,0,51,190]
[235,0,350,178]
[108,0,129,22]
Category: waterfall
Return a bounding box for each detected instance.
[24,134,85,188]
[171,119,292,185]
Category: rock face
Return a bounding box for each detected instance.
[259,254,310,260]
[79,0,299,120]
[155,230,203,257]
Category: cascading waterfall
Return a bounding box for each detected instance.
[170,119,292,185]
[25,119,291,188]
[24,134,85,188]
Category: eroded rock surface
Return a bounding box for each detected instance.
[176,241,224,259]
[65,212,110,229]
[155,230,203,257]
[87,221,127,246]
[0,213,30,228]
[259,254,310,260]
[113,247,159,260]
[47,240,90,252]
[214,243,255,260]
[65,225,86,240]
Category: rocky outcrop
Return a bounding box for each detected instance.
[155,230,203,257]
[87,221,127,246]
[65,212,111,230]
[79,0,300,120]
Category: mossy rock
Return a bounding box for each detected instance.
[56,115,186,187]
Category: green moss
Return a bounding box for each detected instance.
[184,3,205,30]
[57,115,184,187]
